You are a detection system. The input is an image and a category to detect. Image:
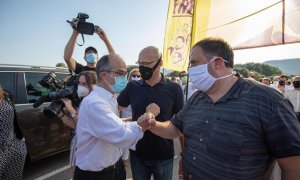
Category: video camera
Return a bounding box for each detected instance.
[33,72,81,119]
[67,12,98,35]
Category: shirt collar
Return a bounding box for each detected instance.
[93,85,116,100]
[220,78,243,101]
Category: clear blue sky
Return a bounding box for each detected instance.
[0,0,299,67]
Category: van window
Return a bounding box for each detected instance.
[25,72,52,103]
[0,72,16,96]
[57,73,68,80]
[24,72,68,103]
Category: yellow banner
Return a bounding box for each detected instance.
[163,0,194,71]
[163,0,300,71]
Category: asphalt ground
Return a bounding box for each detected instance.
[23,138,280,180]
[23,139,182,180]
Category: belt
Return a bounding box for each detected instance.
[100,158,122,173]
[76,158,122,174]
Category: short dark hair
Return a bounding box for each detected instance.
[96,55,111,80]
[280,74,288,79]
[85,46,98,54]
[192,38,234,68]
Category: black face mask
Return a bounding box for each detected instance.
[293,81,300,88]
[279,80,285,86]
[139,59,161,80]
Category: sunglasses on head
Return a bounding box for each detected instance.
[132,75,141,78]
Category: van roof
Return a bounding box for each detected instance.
[0,64,69,73]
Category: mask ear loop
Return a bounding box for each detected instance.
[101,72,114,92]
[209,57,233,80]
[152,58,162,70]
[220,59,233,76]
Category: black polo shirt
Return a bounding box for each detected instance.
[74,62,96,74]
[117,74,184,160]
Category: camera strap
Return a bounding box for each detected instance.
[76,33,85,46]
[66,20,86,46]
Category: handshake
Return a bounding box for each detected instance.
[137,103,160,131]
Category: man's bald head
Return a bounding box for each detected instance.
[139,46,161,62]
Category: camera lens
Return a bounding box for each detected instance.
[43,101,64,119]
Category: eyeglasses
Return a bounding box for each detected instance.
[137,60,157,66]
[105,70,127,77]
[132,75,141,78]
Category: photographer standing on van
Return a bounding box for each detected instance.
[64,17,116,74]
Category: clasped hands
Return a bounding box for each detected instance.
[138,103,160,131]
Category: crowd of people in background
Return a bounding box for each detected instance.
[169,70,300,122]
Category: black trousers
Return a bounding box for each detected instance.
[74,159,125,180]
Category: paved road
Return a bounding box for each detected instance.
[23,139,280,180]
[23,139,182,180]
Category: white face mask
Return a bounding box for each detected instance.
[273,81,279,86]
[131,76,141,81]
[77,85,90,97]
[188,58,232,92]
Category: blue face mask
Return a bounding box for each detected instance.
[106,74,127,93]
[85,53,97,63]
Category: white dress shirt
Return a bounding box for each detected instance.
[76,85,143,171]
[285,88,300,113]
[121,105,132,118]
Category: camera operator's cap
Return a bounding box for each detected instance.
[85,46,98,54]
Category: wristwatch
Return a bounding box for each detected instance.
[70,112,77,118]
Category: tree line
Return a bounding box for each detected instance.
[166,62,285,82]
[56,62,286,82]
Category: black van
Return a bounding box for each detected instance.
[0,64,73,162]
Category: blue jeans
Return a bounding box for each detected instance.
[130,152,173,180]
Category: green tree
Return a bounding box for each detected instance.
[243,62,282,76]
[235,62,282,79]
[56,62,67,68]
[233,66,249,78]
[166,70,181,77]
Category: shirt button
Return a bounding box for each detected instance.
[200,138,203,142]
[193,156,197,160]
[205,120,209,124]
[211,104,215,107]
[189,174,192,179]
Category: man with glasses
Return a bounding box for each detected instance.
[117,46,184,180]
[74,54,146,180]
